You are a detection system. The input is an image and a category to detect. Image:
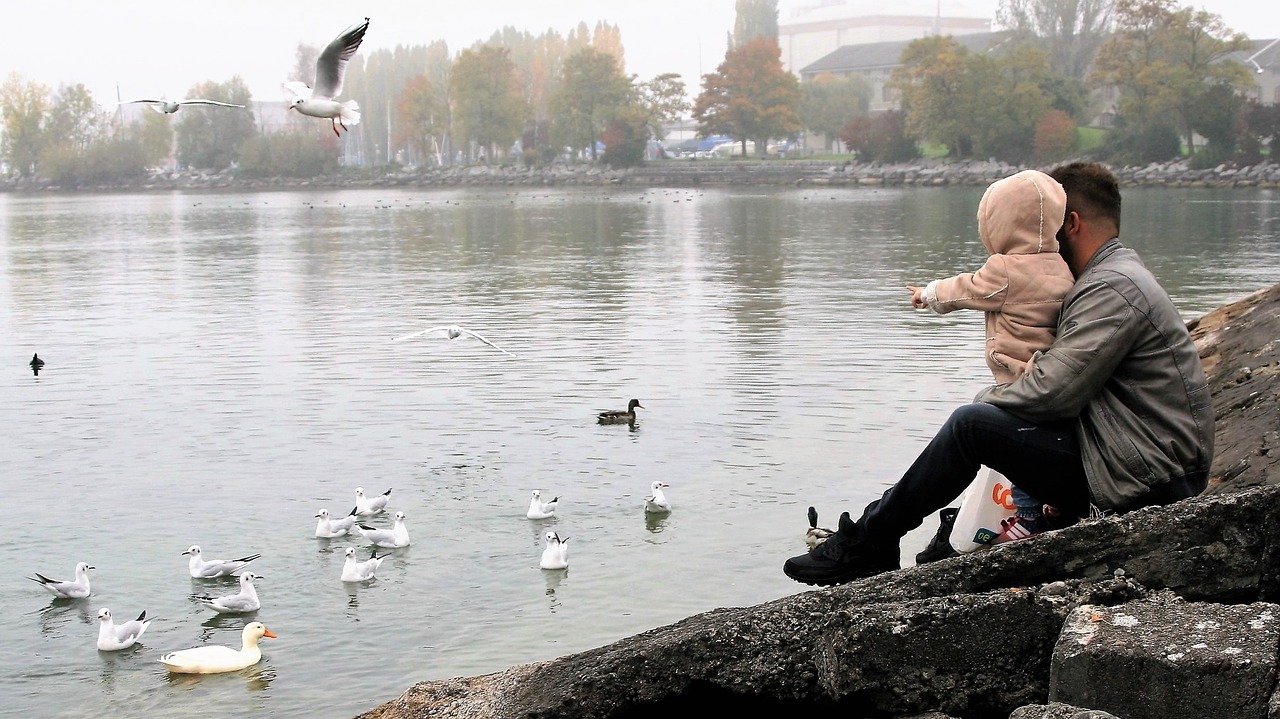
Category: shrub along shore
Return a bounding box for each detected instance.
[3,157,1280,193]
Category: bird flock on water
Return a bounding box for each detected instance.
[27,408,678,675]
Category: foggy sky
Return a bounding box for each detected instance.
[1,0,1275,108]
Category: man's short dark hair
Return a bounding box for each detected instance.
[1050,162,1121,233]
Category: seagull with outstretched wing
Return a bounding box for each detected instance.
[284,17,369,136]
[121,98,244,114]
[394,325,515,356]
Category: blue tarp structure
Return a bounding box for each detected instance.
[696,135,733,151]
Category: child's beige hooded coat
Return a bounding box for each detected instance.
[923,170,1076,384]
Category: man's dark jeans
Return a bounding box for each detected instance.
[858,402,1091,546]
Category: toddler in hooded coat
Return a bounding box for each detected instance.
[908,169,1076,541]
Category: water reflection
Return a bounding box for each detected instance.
[198,614,251,642]
[542,569,566,612]
[644,512,669,534]
[33,599,94,638]
[162,662,275,692]
[244,664,276,692]
[97,641,148,693]
[344,582,364,619]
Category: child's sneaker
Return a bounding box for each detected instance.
[914,507,960,564]
[991,516,1043,544]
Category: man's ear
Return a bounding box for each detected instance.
[1063,210,1081,236]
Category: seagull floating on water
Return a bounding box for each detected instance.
[805,506,836,549]
[97,607,153,651]
[644,481,672,514]
[357,511,411,548]
[315,507,359,537]
[27,562,94,599]
[158,622,276,674]
[354,487,392,517]
[526,489,559,519]
[394,325,515,356]
[284,17,369,136]
[121,98,244,114]
[341,546,388,582]
[539,530,569,570]
[182,545,261,579]
[195,572,262,614]
[598,399,644,424]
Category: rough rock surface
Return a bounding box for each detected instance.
[1189,283,1280,493]
[354,284,1280,719]
[1050,596,1280,719]
[1009,703,1122,719]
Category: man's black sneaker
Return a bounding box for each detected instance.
[783,511,900,586]
[914,507,961,564]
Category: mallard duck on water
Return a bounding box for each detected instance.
[598,399,644,424]
[805,506,836,549]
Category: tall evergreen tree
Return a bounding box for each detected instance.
[731,0,780,49]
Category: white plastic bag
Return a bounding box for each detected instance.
[949,467,1017,553]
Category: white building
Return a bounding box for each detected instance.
[779,0,992,77]
[1233,38,1280,106]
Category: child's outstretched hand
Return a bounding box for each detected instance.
[906,285,927,309]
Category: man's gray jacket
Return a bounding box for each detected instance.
[975,239,1215,512]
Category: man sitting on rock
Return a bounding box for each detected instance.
[784,161,1216,587]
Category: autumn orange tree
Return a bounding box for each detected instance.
[693,37,801,158]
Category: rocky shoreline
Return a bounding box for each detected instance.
[3,157,1280,193]
[352,282,1280,719]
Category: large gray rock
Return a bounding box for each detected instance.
[1050,596,1280,719]
[1010,703,1122,719]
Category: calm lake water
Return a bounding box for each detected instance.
[2,184,1278,718]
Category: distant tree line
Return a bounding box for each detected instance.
[854,0,1280,166]
[2,0,1278,184]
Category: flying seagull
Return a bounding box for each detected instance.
[393,325,515,356]
[284,17,369,136]
[121,98,244,114]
